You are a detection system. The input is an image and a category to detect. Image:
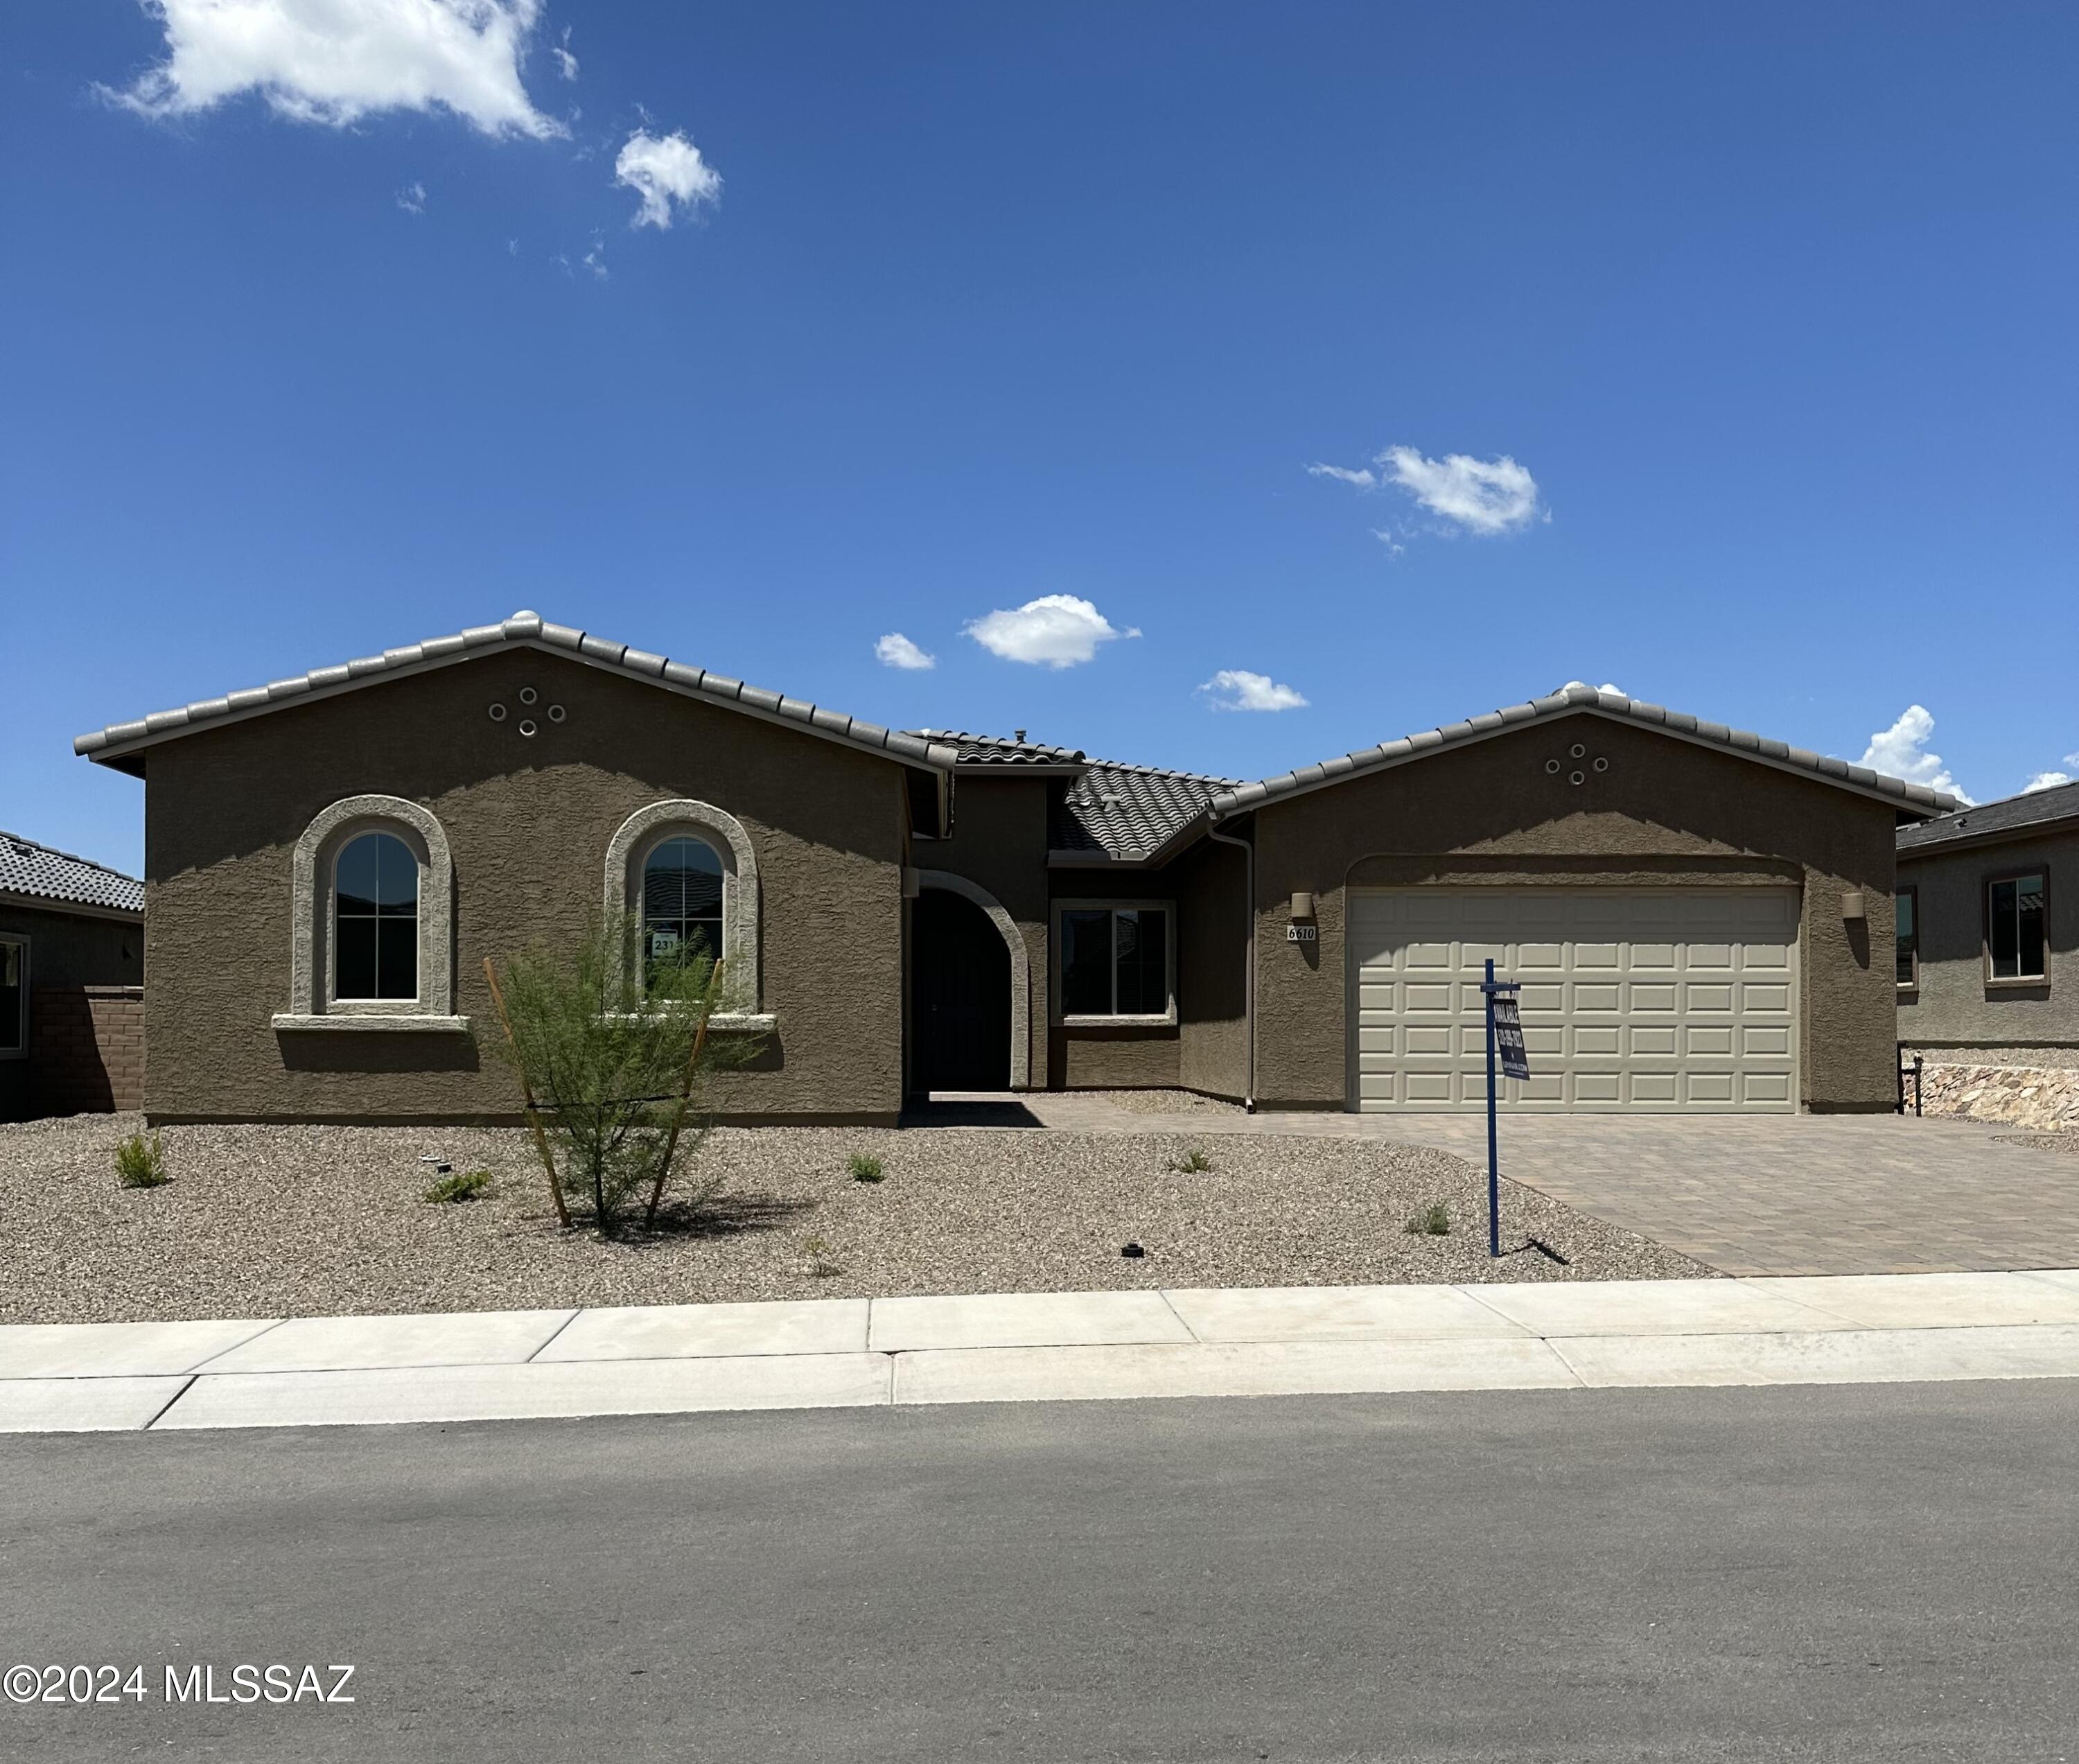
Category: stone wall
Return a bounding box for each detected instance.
[28,985,145,1116]
[1907,1058,2079,1131]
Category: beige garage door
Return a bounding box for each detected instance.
[1349,888,1799,1112]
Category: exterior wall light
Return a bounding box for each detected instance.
[1840,890,1866,921]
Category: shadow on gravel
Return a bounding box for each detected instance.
[624,1192,820,1243]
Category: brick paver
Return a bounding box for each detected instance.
[926,1094,2079,1277]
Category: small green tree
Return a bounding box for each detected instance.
[484,914,757,1235]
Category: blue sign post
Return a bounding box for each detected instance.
[1481,957,1529,1259]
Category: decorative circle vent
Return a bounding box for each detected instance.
[488,703,507,722]
[518,719,538,738]
[1593,756,1609,773]
[518,686,538,706]
[548,704,567,723]
[1570,769,1585,786]
[1570,742,1586,759]
[1545,758,1561,775]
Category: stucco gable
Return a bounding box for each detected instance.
[75,611,960,780]
[1211,685,1961,821]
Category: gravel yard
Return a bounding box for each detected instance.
[2,1112,1711,1324]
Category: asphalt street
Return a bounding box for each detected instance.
[4,1381,2076,1762]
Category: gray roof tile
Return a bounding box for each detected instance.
[1208,684,1962,819]
[76,611,960,774]
[0,831,143,916]
[1051,758,1240,863]
[1898,777,2079,853]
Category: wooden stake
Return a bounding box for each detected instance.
[647,959,724,1230]
[482,954,570,1229]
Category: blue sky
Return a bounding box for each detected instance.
[6,3,2078,875]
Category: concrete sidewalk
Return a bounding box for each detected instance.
[8,1269,2079,1433]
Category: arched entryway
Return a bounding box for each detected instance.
[913,884,1015,1091]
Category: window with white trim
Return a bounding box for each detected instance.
[1057,904,1173,1021]
[279,794,459,1027]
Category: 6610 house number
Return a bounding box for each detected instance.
[1286,924,1317,943]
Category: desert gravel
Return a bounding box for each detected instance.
[2,1112,1713,1324]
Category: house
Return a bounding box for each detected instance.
[1895,780,2078,1059]
[74,611,1955,1126]
[0,831,146,1121]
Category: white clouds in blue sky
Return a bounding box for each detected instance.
[107,0,565,137]
[1310,444,1545,537]
[875,634,936,671]
[615,130,722,228]
[1200,670,1308,713]
[1861,704,1972,803]
[964,595,1139,669]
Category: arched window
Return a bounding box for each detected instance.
[604,799,763,1015]
[333,830,420,1002]
[641,835,724,979]
[279,795,459,1029]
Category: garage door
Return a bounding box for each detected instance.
[1349,888,1799,1112]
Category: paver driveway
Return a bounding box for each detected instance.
[933,1095,2079,1277]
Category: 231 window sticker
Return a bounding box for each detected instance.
[5,1663,356,1706]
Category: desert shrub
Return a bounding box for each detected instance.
[114,1130,170,1189]
[1403,1202,1451,1236]
[485,913,757,1235]
[848,1153,885,1183]
[424,1170,492,1204]
[1169,1147,1213,1173]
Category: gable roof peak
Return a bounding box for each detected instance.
[1209,687,1961,820]
[74,613,960,776]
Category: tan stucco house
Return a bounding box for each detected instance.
[76,611,1957,1125]
[1895,780,2079,1059]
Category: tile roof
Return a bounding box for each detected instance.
[0,830,144,916]
[915,730,1089,766]
[1209,684,1963,819]
[1897,777,2079,853]
[76,611,961,774]
[1053,758,1240,863]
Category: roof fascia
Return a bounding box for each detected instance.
[0,889,143,923]
[81,637,957,776]
[1898,812,2079,861]
[1216,706,1946,820]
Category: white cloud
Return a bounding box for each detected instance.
[1861,704,1973,803]
[875,633,935,671]
[581,236,607,279]
[395,179,426,213]
[107,0,564,138]
[963,595,1139,669]
[1200,670,1308,713]
[1561,679,1626,697]
[2024,771,2072,794]
[615,129,721,228]
[550,25,577,79]
[1306,462,1376,489]
[1309,444,1545,535]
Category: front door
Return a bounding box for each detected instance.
[913,888,1012,1091]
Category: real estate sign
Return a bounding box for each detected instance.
[1491,992,1530,1083]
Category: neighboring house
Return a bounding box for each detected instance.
[1895,780,2079,1057]
[0,831,146,1122]
[74,611,1954,1126]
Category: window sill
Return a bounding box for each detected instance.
[272,1013,473,1033]
[1059,1013,1177,1029]
[1983,979,2050,992]
[605,1011,777,1033]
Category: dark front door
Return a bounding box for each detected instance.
[913,888,1012,1091]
